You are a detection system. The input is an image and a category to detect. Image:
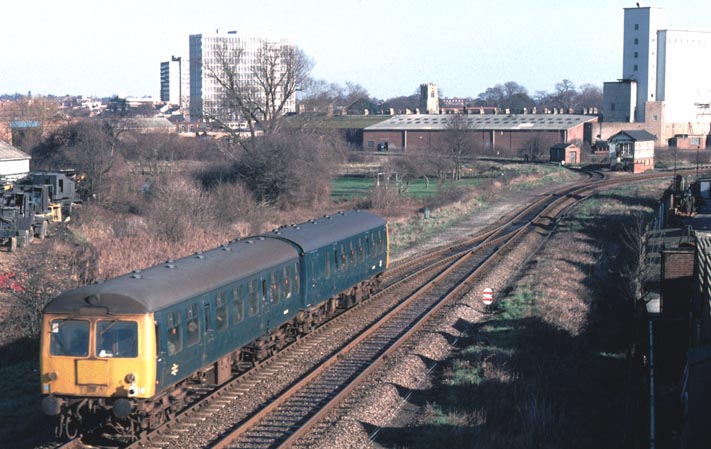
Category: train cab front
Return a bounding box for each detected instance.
[39,311,156,438]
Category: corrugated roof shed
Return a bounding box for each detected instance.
[0,141,31,161]
[365,114,596,131]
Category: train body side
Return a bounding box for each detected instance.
[39,210,388,423]
[41,237,300,399]
[264,210,388,308]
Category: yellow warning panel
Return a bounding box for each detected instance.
[76,359,109,386]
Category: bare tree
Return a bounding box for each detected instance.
[553,79,577,111]
[439,114,476,181]
[228,130,342,209]
[31,120,123,202]
[206,42,314,139]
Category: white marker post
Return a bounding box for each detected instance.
[482,287,493,312]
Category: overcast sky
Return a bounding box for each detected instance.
[2,0,710,100]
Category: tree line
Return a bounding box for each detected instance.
[298,79,603,115]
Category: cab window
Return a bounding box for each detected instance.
[167,311,182,355]
[96,320,138,358]
[186,303,200,347]
[49,319,89,357]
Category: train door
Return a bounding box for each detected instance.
[155,316,168,389]
[260,276,270,332]
[202,298,214,365]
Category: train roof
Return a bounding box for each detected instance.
[264,210,386,253]
[44,237,299,315]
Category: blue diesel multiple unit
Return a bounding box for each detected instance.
[40,210,388,439]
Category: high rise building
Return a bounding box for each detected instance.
[605,6,711,125]
[622,6,667,122]
[188,30,296,124]
[160,57,183,106]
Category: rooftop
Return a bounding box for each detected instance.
[365,114,596,131]
[0,141,31,161]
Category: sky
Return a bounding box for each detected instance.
[2,0,711,100]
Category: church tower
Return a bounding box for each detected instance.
[419,83,439,114]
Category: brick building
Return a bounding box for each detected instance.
[362,114,597,152]
[608,129,656,173]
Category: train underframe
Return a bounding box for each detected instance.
[48,274,382,442]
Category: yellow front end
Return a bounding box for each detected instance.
[40,313,157,400]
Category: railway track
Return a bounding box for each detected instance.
[203,169,618,448]
[55,165,707,449]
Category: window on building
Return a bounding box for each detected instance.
[633,65,638,71]
[634,38,639,44]
[634,51,638,58]
[634,24,639,30]
[611,103,616,111]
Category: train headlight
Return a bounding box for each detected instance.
[48,371,58,381]
[42,395,64,416]
[125,373,136,383]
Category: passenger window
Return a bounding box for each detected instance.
[186,303,200,347]
[359,238,365,263]
[325,254,331,279]
[248,281,259,316]
[49,319,89,357]
[334,249,339,272]
[283,266,291,300]
[216,292,228,331]
[232,286,244,323]
[349,241,356,265]
[167,311,182,355]
[97,320,138,358]
[271,271,280,304]
[293,262,300,293]
[341,244,347,269]
[204,302,212,333]
[370,235,376,257]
